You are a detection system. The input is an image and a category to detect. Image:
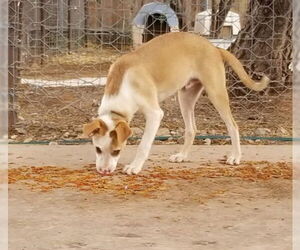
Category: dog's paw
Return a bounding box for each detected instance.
[169,153,187,163]
[226,154,241,165]
[123,164,142,175]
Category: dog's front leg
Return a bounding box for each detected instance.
[123,109,164,175]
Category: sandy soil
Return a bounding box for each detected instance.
[8,145,292,250]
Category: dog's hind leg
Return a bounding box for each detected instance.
[204,75,241,165]
[169,80,204,163]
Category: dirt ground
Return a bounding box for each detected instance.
[21,46,126,80]
[13,83,292,143]
[8,144,292,250]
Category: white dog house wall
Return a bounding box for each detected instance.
[194,10,241,49]
[132,2,179,48]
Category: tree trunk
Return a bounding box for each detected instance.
[170,0,184,30]
[210,0,233,38]
[210,0,217,37]
[228,0,292,93]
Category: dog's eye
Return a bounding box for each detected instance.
[95,147,102,154]
[111,150,120,156]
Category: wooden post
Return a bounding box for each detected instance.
[67,0,71,53]
[17,0,23,67]
[8,0,21,128]
[40,0,45,65]
[84,0,88,47]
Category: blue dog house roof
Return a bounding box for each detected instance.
[133,2,179,27]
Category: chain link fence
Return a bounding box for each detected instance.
[8,0,292,143]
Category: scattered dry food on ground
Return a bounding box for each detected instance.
[9,161,292,198]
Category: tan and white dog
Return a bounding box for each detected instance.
[83,32,269,175]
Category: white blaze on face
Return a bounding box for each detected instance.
[83,114,131,174]
[92,134,121,173]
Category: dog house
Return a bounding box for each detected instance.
[132,2,179,48]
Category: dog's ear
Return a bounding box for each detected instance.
[110,121,132,147]
[83,119,108,137]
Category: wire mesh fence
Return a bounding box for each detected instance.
[8,0,292,143]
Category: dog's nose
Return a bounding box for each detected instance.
[97,168,112,175]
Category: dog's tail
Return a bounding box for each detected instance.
[218,48,270,91]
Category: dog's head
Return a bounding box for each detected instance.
[83,118,132,174]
